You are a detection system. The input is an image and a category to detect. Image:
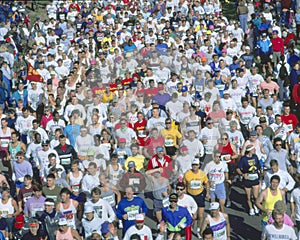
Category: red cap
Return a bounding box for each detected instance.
[181,146,188,151]
[14,214,24,229]
[119,138,126,143]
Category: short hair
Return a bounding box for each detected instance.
[270,159,278,167]
[88,162,97,168]
[60,187,71,196]
[91,187,101,196]
[202,228,214,237]
[48,153,56,159]
[46,173,56,179]
[270,175,280,183]
[33,184,42,192]
[130,234,141,240]
[176,182,185,189]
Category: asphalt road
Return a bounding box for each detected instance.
[117,181,264,239]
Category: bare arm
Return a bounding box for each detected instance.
[200,217,210,236]
[71,229,82,240]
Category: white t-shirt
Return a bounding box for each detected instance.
[123,225,153,240]
[291,187,300,221]
[177,194,198,216]
[261,223,297,240]
[204,161,228,184]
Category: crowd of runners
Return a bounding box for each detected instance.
[0,0,300,239]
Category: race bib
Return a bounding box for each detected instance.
[127,209,139,221]
[165,139,174,147]
[61,158,71,165]
[129,178,140,185]
[71,184,80,192]
[287,124,293,131]
[138,130,146,138]
[216,84,225,91]
[94,206,103,218]
[248,173,259,181]
[190,180,201,189]
[0,209,9,218]
[103,195,115,206]
[196,85,203,92]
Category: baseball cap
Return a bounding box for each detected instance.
[169,193,178,202]
[206,118,213,123]
[119,138,126,143]
[223,90,230,95]
[84,205,94,214]
[245,46,251,50]
[14,214,24,229]
[58,216,68,226]
[101,222,110,234]
[250,130,257,136]
[181,146,188,151]
[272,30,279,34]
[42,140,50,146]
[156,146,164,152]
[246,144,255,151]
[192,158,200,165]
[135,214,144,223]
[202,135,208,140]
[209,202,220,210]
[127,161,136,168]
[182,86,188,92]
[259,116,267,123]
[151,99,159,105]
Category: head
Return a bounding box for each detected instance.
[270,175,280,190]
[175,182,186,197]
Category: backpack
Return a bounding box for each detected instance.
[278,62,290,87]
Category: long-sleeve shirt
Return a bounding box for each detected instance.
[162,205,193,232]
[116,197,148,232]
[265,149,290,172]
[262,169,295,191]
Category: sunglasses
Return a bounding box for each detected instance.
[176,188,184,191]
[166,122,171,124]
[222,138,228,140]
[275,144,281,146]
[169,200,178,203]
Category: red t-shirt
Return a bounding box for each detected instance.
[281,114,299,131]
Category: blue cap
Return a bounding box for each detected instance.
[250,130,257,136]
[156,147,164,152]
[215,68,220,72]
[182,86,188,92]
[272,30,279,34]
[101,222,110,234]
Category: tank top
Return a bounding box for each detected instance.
[109,164,124,186]
[101,185,116,207]
[59,199,77,229]
[0,128,11,151]
[56,227,74,240]
[69,171,83,192]
[185,116,201,135]
[262,188,283,222]
[217,142,234,164]
[153,177,168,201]
[89,124,102,136]
[207,212,227,240]
[9,142,21,161]
[0,198,14,217]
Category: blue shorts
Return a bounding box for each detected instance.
[210,183,226,200]
[16,181,25,189]
[191,190,206,208]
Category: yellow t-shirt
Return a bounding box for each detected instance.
[184,169,208,196]
[160,128,182,147]
[125,155,145,172]
[102,92,114,103]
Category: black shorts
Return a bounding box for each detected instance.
[243,179,259,188]
[165,146,177,156]
[190,189,206,208]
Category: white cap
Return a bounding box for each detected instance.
[209,202,220,210]
[84,205,94,214]
[191,158,199,165]
[135,214,145,222]
[58,217,68,226]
